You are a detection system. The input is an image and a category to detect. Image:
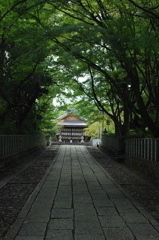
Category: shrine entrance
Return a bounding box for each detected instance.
[56,111,90,143]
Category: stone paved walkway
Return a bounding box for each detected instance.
[4,145,159,240]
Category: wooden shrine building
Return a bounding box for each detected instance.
[56,111,89,143]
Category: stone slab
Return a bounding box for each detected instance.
[51,208,74,219]
[99,215,126,228]
[75,221,103,235]
[96,206,119,216]
[15,237,44,240]
[75,234,105,240]
[18,222,47,236]
[46,230,73,240]
[48,219,73,230]
[103,227,134,240]
[121,212,149,223]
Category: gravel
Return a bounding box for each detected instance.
[87,146,159,223]
[0,145,59,239]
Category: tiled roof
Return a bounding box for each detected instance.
[57,112,86,121]
[58,122,87,126]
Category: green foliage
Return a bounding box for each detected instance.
[41,0,159,137]
[1,0,159,137]
[84,122,101,139]
[125,130,153,139]
[0,0,57,134]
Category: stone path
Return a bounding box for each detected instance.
[4,145,159,240]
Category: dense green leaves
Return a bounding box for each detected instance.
[1,0,159,137]
[0,0,56,133]
[42,0,159,137]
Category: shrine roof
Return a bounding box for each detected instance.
[58,121,87,127]
[57,112,86,121]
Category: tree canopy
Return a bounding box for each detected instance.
[1,0,159,137]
